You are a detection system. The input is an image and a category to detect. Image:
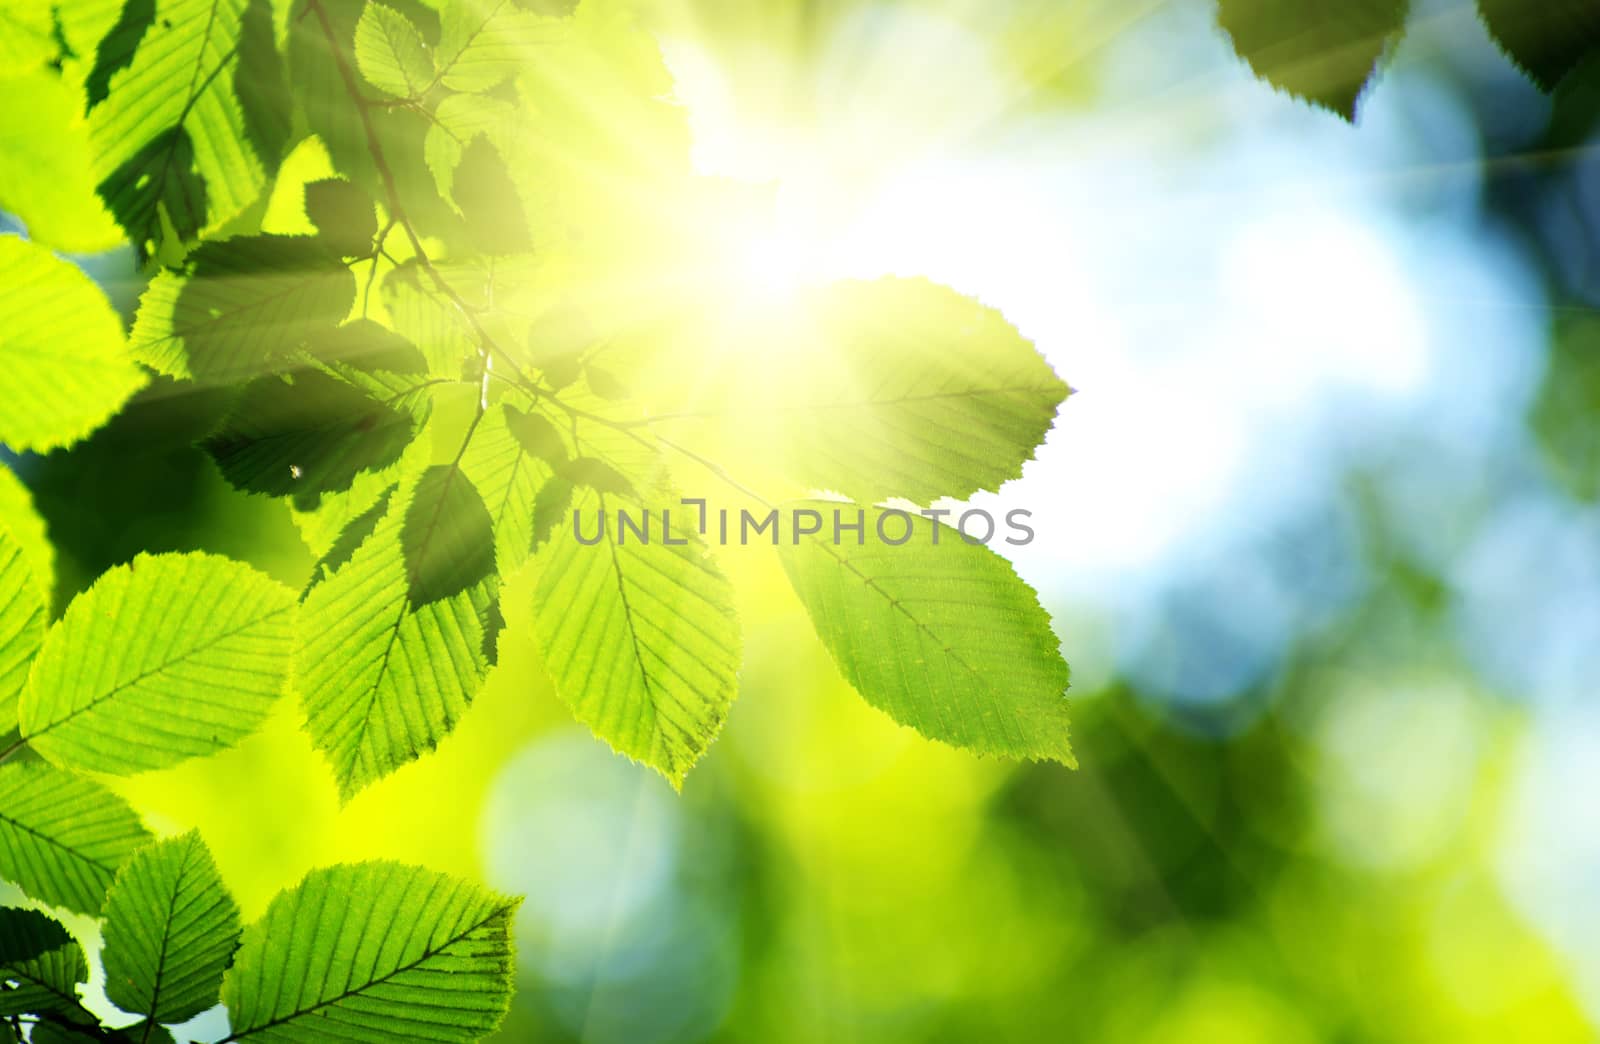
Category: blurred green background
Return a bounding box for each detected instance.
[8,0,1600,1040]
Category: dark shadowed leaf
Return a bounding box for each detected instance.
[1477,0,1600,90]
[403,464,497,605]
[202,369,424,508]
[1217,0,1410,119]
[304,178,378,258]
[129,235,356,382]
[504,405,569,465]
[0,908,92,1023]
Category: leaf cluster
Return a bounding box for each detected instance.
[1217,0,1600,119]
[0,0,1078,1037]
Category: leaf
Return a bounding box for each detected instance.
[0,465,52,610]
[530,486,740,785]
[1217,0,1410,119]
[0,236,145,454]
[0,522,47,729]
[32,1022,177,1044]
[585,364,628,400]
[437,1,566,93]
[201,369,427,509]
[304,178,379,258]
[559,456,635,498]
[452,137,534,256]
[460,405,559,574]
[0,71,125,253]
[0,762,151,915]
[87,0,278,250]
[0,0,54,73]
[503,406,568,466]
[306,318,430,375]
[529,477,573,552]
[1477,0,1600,90]
[21,553,296,775]
[298,480,491,800]
[355,3,435,98]
[128,235,357,382]
[423,92,521,205]
[0,908,90,1022]
[219,861,518,1041]
[402,463,497,605]
[303,485,395,596]
[682,278,1069,505]
[100,831,242,1025]
[777,501,1074,765]
[380,260,478,376]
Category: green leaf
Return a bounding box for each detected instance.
[0,71,125,253]
[402,463,497,606]
[1477,0,1600,90]
[0,907,91,1022]
[128,235,357,382]
[304,178,379,258]
[530,486,740,785]
[0,465,52,611]
[449,137,534,256]
[0,236,145,454]
[777,501,1073,765]
[21,553,296,775]
[288,0,455,237]
[559,456,635,498]
[305,319,430,375]
[423,93,521,205]
[201,369,427,509]
[460,406,560,574]
[679,278,1068,506]
[100,831,242,1025]
[87,0,279,250]
[355,3,435,98]
[31,1022,176,1044]
[219,861,518,1042]
[0,762,151,915]
[380,260,478,376]
[298,480,492,800]
[0,0,54,73]
[1217,0,1410,119]
[0,521,48,729]
[437,2,566,93]
[503,406,568,465]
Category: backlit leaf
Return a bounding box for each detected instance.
[0,907,91,1022]
[100,831,242,1025]
[530,485,740,785]
[22,553,296,775]
[298,478,492,800]
[87,0,281,250]
[0,521,47,729]
[128,235,356,382]
[0,762,151,915]
[219,862,517,1041]
[355,3,435,98]
[0,236,145,454]
[778,501,1073,765]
